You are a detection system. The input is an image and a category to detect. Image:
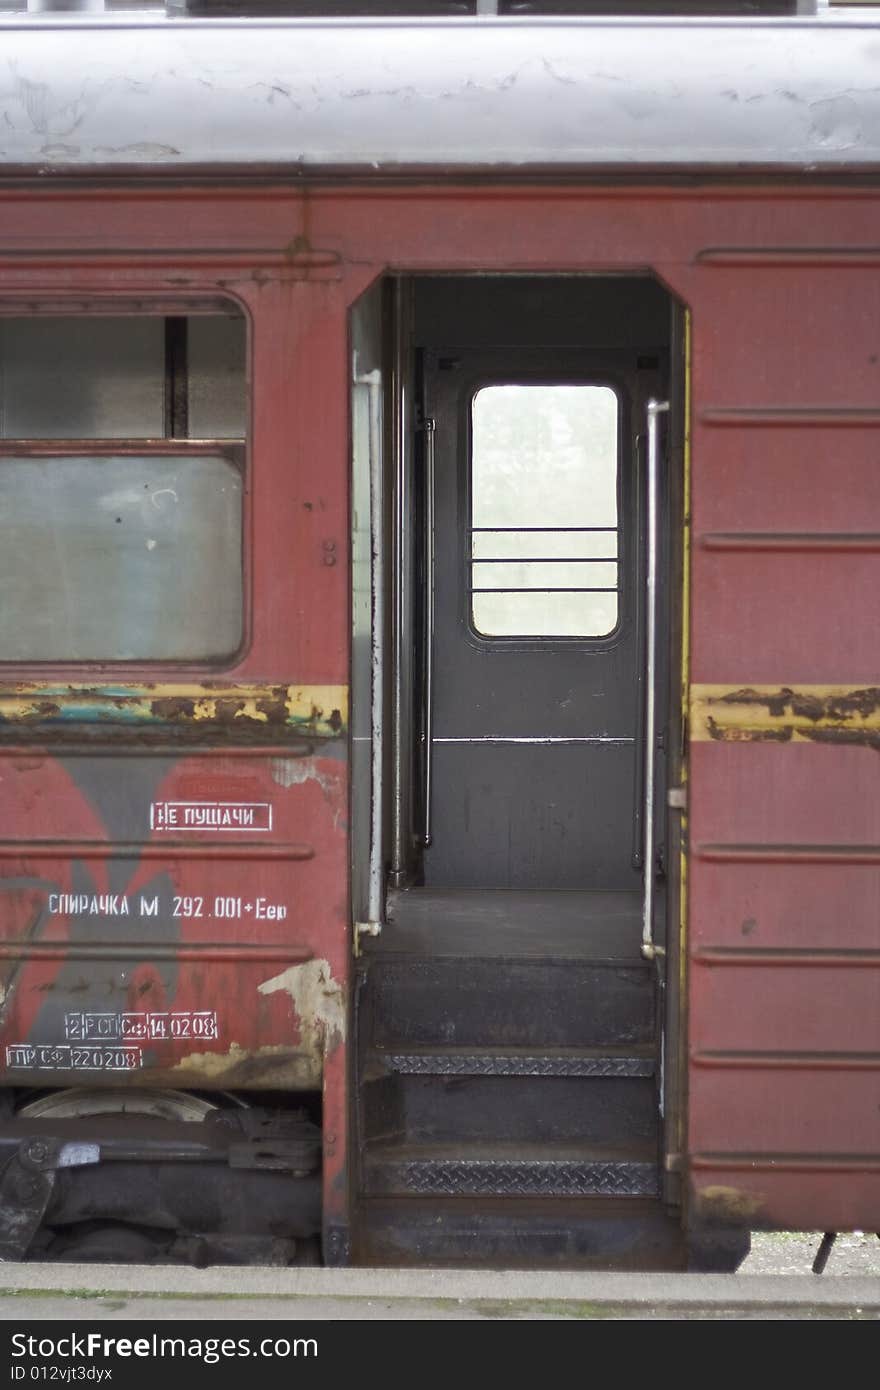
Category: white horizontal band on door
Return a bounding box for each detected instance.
[432,736,635,745]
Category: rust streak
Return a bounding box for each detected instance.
[699,407,880,427]
[692,1154,880,1173]
[0,943,314,963]
[692,1185,765,1223]
[696,843,880,864]
[699,532,880,553]
[0,843,314,861]
[693,946,880,966]
[692,1050,880,1070]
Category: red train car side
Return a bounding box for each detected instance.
[0,7,875,1269]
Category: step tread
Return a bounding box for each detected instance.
[374,887,647,961]
[364,1140,659,1198]
[371,1045,656,1078]
[356,1197,683,1269]
[366,1140,658,1162]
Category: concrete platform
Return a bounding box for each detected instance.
[0,1263,876,1320]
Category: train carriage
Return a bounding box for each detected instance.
[0,0,876,1269]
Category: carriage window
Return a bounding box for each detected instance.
[0,313,246,440]
[470,384,619,638]
[0,454,242,662]
[0,308,246,662]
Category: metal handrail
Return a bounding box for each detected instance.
[423,416,436,847]
[641,398,669,962]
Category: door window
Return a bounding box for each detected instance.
[470,383,619,639]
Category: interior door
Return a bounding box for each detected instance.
[421,333,667,897]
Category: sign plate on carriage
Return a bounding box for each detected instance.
[150,799,273,832]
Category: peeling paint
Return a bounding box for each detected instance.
[258,956,346,1077]
[93,143,181,160]
[693,1184,765,1224]
[808,94,862,152]
[271,756,341,797]
[169,1041,321,1090]
[691,685,880,749]
[0,683,348,741]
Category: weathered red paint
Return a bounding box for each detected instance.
[0,183,876,1243]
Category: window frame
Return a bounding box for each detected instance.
[0,297,250,673]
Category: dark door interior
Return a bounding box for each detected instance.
[353,275,681,1265]
[415,277,671,910]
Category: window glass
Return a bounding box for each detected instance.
[0,318,165,439]
[471,384,619,638]
[0,308,247,663]
[0,455,243,661]
[0,312,247,440]
[188,315,248,439]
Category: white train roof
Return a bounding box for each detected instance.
[1,14,880,176]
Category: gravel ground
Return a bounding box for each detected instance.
[740,1230,880,1277]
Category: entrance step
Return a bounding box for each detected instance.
[362,1055,657,1144]
[363,1141,659,1198]
[362,957,653,1050]
[371,1045,655,1078]
[356,1197,683,1270]
[354,888,665,1266]
[360,890,655,1051]
[383,887,644,958]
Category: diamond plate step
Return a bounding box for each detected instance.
[365,1144,660,1198]
[375,1047,655,1078]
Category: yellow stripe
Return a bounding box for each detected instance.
[0,683,348,738]
[691,684,880,744]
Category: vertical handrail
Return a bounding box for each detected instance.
[390,283,411,882]
[423,416,436,846]
[642,398,669,962]
[361,368,384,936]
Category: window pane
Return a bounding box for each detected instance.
[471,527,618,561]
[0,319,165,439]
[473,557,617,591]
[0,455,243,661]
[0,312,247,441]
[188,315,248,439]
[471,384,619,637]
[473,590,619,640]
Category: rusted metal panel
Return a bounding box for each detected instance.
[690,1069,879,1153]
[0,747,348,1091]
[687,245,880,1232]
[689,1166,880,1233]
[690,964,880,1054]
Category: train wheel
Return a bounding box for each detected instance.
[17,1087,244,1122]
[3,1088,320,1266]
